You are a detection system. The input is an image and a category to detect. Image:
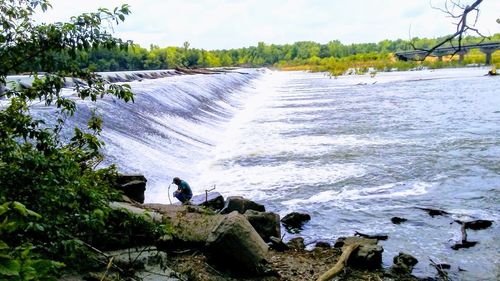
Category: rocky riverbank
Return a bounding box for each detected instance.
[67,174,493,281]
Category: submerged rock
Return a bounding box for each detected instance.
[451,240,478,250]
[391,216,408,224]
[464,219,493,230]
[220,196,265,214]
[417,207,449,217]
[354,231,388,240]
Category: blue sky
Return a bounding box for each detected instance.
[36,0,500,50]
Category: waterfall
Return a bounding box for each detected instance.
[28,69,263,203]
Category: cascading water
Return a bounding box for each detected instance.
[23,67,499,280]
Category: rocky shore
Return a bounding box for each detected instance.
[67,174,493,281]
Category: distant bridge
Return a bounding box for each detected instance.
[394,42,500,64]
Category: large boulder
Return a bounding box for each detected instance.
[281,212,311,232]
[335,236,383,269]
[206,211,269,275]
[244,210,280,242]
[189,192,225,210]
[391,252,418,275]
[115,174,147,203]
[220,196,265,214]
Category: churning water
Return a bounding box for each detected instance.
[29,68,500,279]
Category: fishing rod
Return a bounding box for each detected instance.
[167,183,172,204]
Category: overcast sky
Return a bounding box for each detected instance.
[35,0,500,50]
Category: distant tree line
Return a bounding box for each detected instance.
[13,34,500,73]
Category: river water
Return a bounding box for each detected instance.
[29,67,499,279]
[191,68,500,280]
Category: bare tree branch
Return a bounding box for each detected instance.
[410,0,488,60]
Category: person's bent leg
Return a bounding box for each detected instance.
[174,192,190,204]
[174,192,186,203]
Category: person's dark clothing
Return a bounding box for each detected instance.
[173,180,192,203]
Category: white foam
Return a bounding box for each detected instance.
[195,161,366,200]
[282,181,431,206]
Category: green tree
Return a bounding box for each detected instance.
[0,0,151,279]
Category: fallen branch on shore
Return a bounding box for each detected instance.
[317,243,361,281]
[430,258,449,281]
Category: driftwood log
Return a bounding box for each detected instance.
[317,243,360,281]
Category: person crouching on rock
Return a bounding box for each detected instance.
[172,177,193,204]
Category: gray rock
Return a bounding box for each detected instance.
[339,236,383,269]
[350,244,383,269]
[115,174,147,203]
[244,210,280,242]
[220,196,265,214]
[206,211,269,275]
[104,247,180,281]
[391,252,418,275]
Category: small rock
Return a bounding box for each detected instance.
[244,210,281,242]
[333,237,346,248]
[315,241,331,248]
[287,237,305,251]
[391,217,408,224]
[220,196,265,214]
[268,236,288,252]
[391,252,418,274]
[281,212,311,232]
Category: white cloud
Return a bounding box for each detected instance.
[34,0,500,49]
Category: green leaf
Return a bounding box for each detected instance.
[0,257,21,276]
[20,265,37,280]
[12,202,28,216]
[0,205,7,217]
